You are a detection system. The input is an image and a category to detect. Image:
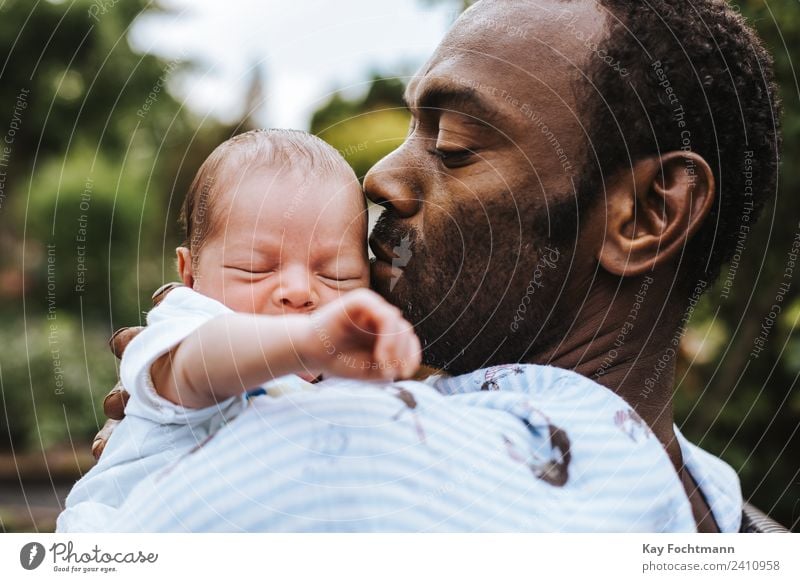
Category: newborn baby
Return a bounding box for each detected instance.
[57,129,420,531]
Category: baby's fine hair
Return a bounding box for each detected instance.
[180,128,356,253]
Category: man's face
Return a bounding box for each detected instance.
[364,0,605,374]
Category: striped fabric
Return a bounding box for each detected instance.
[107,366,742,532]
[741,502,789,533]
[60,288,742,532]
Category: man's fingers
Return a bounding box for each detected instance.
[108,284,181,358]
[152,282,184,306]
[103,383,130,420]
[109,326,144,359]
[92,419,121,460]
[96,283,183,461]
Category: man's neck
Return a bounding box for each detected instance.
[532,277,686,470]
[530,280,726,531]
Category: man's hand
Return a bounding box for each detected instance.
[300,289,421,381]
[91,283,183,460]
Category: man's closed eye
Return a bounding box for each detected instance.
[319,274,363,287]
[431,147,475,169]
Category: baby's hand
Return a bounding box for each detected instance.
[300,289,421,381]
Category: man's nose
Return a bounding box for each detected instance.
[363,148,422,218]
[272,271,317,312]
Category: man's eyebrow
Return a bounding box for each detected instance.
[403,83,502,124]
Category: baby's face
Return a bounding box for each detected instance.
[188,166,369,314]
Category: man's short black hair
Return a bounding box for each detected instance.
[578,0,781,286]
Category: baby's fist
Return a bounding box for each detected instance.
[303,289,421,381]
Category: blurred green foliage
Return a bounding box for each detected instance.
[0,317,115,450]
[673,0,800,531]
[311,75,410,179]
[0,0,238,452]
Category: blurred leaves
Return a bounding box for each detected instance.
[675,0,800,531]
[0,0,236,455]
[0,316,116,450]
[311,75,410,179]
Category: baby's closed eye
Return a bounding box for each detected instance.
[318,273,364,289]
[224,264,275,275]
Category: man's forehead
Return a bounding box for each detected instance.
[457,0,605,42]
[407,0,605,100]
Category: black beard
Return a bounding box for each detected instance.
[370,194,580,375]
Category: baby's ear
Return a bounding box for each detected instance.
[176,247,194,288]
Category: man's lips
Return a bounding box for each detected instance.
[369,235,406,286]
[368,235,396,264]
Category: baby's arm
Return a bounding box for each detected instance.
[152,289,421,409]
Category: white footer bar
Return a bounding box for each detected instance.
[1,533,797,581]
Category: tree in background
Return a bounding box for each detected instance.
[311,74,410,180]
[0,0,247,454]
[675,0,800,532]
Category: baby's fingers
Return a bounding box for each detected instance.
[401,327,422,378]
[371,319,402,379]
[374,317,419,380]
[390,318,418,374]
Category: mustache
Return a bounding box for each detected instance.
[370,207,421,254]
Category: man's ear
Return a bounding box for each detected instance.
[597,151,715,277]
[176,247,194,288]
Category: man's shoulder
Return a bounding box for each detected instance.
[435,364,631,412]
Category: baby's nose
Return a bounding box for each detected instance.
[273,276,317,312]
[279,295,315,310]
